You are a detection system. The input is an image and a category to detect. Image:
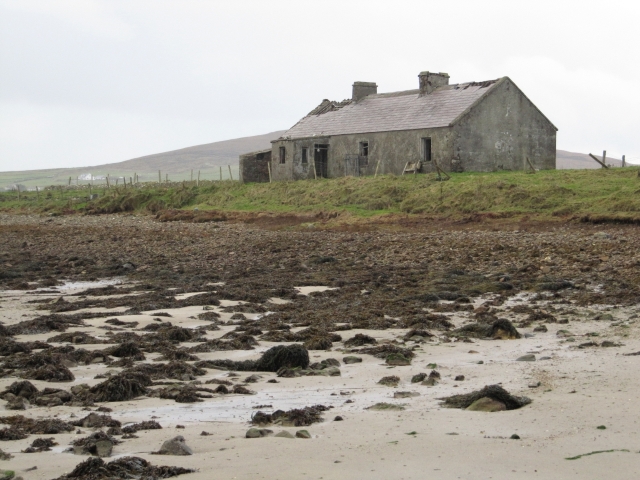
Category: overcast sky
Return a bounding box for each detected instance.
[1,0,639,171]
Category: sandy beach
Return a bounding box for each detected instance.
[1,214,640,479]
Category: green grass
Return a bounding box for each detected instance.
[1,168,640,221]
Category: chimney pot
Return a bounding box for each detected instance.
[352,81,377,101]
[418,71,449,95]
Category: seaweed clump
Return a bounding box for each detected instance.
[251,405,329,427]
[52,456,195,480]
[23,437,58,452]
[439,384,531,410]
[23,363,75,382]
[88,372,151,403]
[344,333,377,347]
[451,319,521,340]
[201,344,309,372]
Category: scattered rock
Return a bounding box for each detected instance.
[274,430,295,439]
[421,370,441,386]
[246,428,273,438]
[378,375,400,387]
[516,354,536,362]
[394,391,419,398]
[342,356,362,364]
[295,430,311,439]
[156,436,193,456]
[466,397,507,412]
[385,353,411,366]
[440,384,531,410]
[366,402,405,411]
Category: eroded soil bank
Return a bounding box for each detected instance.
[1,213,640,480]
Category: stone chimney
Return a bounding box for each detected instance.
[418,71,450,95]
[352,81,377,101]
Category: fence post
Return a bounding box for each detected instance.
[622,155,626,168]
[228,165,233,181]
[197,170,200,187]
[36,186,40,201]
[219,166,222,181]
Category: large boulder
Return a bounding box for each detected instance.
[156,436,193,455]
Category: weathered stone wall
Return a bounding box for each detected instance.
[452,78,557,172]
[267,77,556,180]
[239,149,272,183]
[271,129,454,180]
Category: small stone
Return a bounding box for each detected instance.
[95,439,113,458]
[466,397,507,412]
[6,397,29,410]
[411,373,427,383]
[333,416,343,421]
[342,356,362,364]
[385,354,411,366]
[394,391,420,398]
[246,428,273,439]
[539,356,552,360]
[156,435,193,455]
[200,431,211,436]
[533,325,548,333]
[510,434,521,440]
[274,430,295,439]
[528,382,541,388]
[378,375,400,387]
[454,375,465,381]
[295,430,311,439]
[516,354,536,362]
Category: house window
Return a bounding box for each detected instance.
[421,138,432,162]
[301,147,308,164]
[359,141,369,166]
[279,146,286,164]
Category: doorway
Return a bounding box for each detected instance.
[314,144,329,178]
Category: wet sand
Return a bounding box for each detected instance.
[1,214,640,479]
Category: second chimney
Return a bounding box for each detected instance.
[418,71,449,95]
[352,81,377,101]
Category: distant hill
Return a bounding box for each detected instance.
[0,130,286,188]
[556,150,622,169]
[108,130,286,174]
[0,130,627,189]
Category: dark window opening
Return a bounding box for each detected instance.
[256,153,264,160]
[279,146,286,164]
[422,138,432,162]
[359,141,369,166]
[301,147,308,164]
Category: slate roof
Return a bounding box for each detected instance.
[279,79,503,140]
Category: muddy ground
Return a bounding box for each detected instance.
[1,213,640,480]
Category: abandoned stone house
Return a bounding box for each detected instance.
[239,71,557,183]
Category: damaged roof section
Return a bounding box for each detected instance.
[280,79,501,140]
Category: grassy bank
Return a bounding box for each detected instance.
[1,168,639,221]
